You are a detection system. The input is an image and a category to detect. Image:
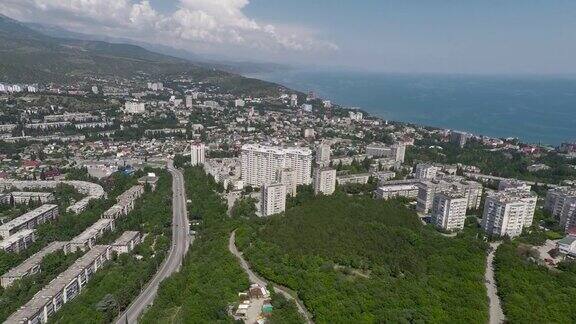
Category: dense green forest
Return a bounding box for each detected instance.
[140,167,249,323]
[494,242,576,323]
[236,194,489,323]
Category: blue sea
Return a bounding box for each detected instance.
[247,70,576,145]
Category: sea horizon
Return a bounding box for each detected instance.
[247,69,576,146]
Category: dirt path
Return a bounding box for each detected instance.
[228,230,314,324]
[486,242,505,324]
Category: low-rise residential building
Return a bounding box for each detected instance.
[10,192,55,205]
[5,245,112,324]
[336,173,370,185]
[0,229,36,253]
[0,204,59,239]
[65,219,115,253]
[1,241,66,288]
[558,234,576,258]
[498,179,532,192]
[365,143,405,163]
[111,231,141,254]
[376,180,419,200]
[138,173,159,190]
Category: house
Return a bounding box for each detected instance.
[558,234,576,257]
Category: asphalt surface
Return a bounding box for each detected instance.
[486,242,505,324]
[228,230,314,324]
[115,161,190,324]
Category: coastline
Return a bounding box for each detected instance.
[246,70,576,146]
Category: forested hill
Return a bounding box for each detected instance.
[0,14,288,96]
[237,195,489,323]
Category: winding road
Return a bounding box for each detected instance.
[485,242,505,324]
[115,161,190,324]
[228,230,314,324]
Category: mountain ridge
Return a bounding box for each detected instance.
[0,14,289,96]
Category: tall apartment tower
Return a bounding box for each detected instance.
[190,143,206,166]
[544,187,576,232]
[415,163,439,180]
[450,131,469,148]
[481,190,537,238]
[261,183,286,217]
[314,168,337,196]
[431,191,468,231]
[241,144,312,187]
[277,168,297,196]
[316,143,331,166]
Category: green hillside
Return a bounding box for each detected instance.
[237,195,489,323]
[0,14,286,96]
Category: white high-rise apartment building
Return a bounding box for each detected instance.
[123,101,145,114]
[415,163,439,180]
[316,143,331,166]
[544,187,576,232]
[190,143,206,166]
[431,191,468,231]
[241,144,312,188]
[277,168,297,196]
[261,183,286,217]
[481,189,537,238]
[185,95,193,108]
[349,111,363,121]
[314,168,337,196]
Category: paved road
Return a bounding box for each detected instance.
[228,230,314,324]
[485,242,505,324]
[115,161,190,324]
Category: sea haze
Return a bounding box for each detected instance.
[248,70,576,145]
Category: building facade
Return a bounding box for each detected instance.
[481,190,537,238]
[190,142,206,166]
[260,183,286,217]
[314,168,337,196]
[241,144,312,188]
[415,163,439,180]
[431,192,468,231]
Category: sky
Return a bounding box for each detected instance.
[1,0,576,74]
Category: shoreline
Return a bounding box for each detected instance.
[245,70,575,146]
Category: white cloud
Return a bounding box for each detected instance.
[0,0,337,56]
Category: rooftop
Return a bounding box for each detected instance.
[0,229,36,249]
[111,231,140,246]
[70,219,114,244]
[2,241,66,278]
[0,204,58,232]
[5,245,110,323]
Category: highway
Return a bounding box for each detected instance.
[115,161,190,324]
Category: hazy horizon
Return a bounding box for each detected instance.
[2,1,576,75]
